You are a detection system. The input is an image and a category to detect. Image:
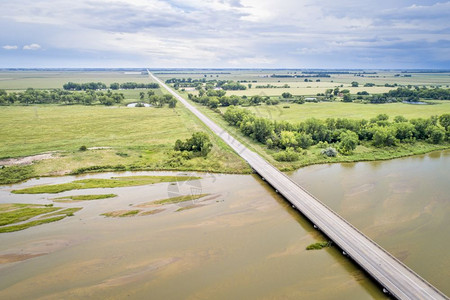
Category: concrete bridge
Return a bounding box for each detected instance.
[150,70,448,300]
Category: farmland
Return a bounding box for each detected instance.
[239,101,450,122]
[1,69,449,181]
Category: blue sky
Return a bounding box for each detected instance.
[1,0,449,68]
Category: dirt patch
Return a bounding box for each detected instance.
[0,253,44,264]
[0,153,56,166]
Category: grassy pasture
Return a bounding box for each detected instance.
[0,71,153,90]
[238,101,450,122]
[156,70,450,98]
[0,104,250,178]
[0,105,200,158]
[178,91,449,171]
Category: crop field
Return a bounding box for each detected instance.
[156,70,450,97]
[0,70,153,90]
[237,101,450,122]
[0,68,251,181]
[1,69,449,180]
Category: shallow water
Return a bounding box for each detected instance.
[0,171,386,299]
[289,150,450,296]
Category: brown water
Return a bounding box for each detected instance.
[289,150,450,296]
[0,171,386,299]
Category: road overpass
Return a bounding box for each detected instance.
[149,70,448,300]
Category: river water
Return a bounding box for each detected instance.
[0,151,448,299]
[289,150,450,296]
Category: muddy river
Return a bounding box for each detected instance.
[290,150,450,296]
[0,151,448,299]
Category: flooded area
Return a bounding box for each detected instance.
[290,150,450,296]
[0,171,386,299]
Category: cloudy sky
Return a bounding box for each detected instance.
[1,0,449,68]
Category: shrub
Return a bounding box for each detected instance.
[174,132,212,157]
[79,145,87,151]
[273,148,300,162]
[321,147,337,157]
[316,141,329,148]
[0,165,35,184]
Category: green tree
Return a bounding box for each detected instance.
[174,132,212,157]
[282,92,292,99]
[295,133,313,149]
[250,95,263,105]
[338,131,359,154]
[394,122,416,142]
[394,115,407,123]
[351,81,359,87]
[252,118,273,143]
[208,98,220,109]
[427,126,445,144]
[279,131,297,149]
[110,83,120,90]
[343,94,353,102]
[439,114,450,131]
[168,98,177,108]
[372,127,397,147]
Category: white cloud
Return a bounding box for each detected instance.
[0,0,449,68]
[3,45,18,50]
[23,43,41,50]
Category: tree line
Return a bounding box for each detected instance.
[345,87,450,103]
[0,88,124,106]
[63,81,159,91]
[223,106,449,161]
[0,88,178,107]
[166,78,247,91]
[187,92,287,109]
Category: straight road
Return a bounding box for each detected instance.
[150,70,448,300]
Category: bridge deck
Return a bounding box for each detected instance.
[151,71,448,300]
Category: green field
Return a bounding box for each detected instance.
[156,70,450,97]
[177,90,449,170]
[238,101,450,122]
[0,71,152,90]
[1,69,449,182]
[0,105,250,178]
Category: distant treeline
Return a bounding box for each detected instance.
[271,74,331,78]
[223,106,449,160]
[63,81,159,91]
[187,90,293,108]
[364,87,450,103]
[166,78,247,90]
[0,88,124,106]
[255,84,290,89]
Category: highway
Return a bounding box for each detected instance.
[149,70,448,300]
